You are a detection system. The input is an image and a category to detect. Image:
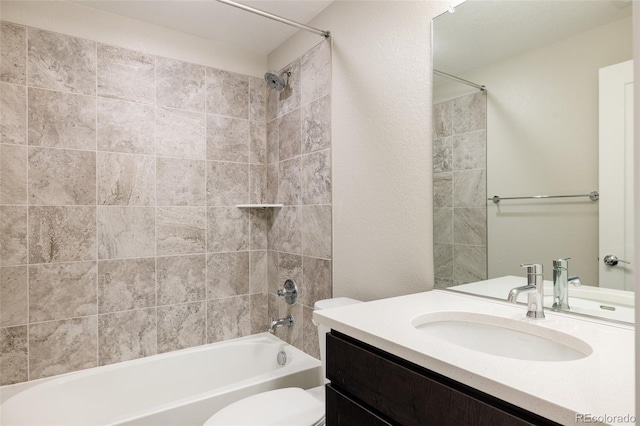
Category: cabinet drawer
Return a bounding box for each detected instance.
[326,331,557,426]
[326,384,393,426]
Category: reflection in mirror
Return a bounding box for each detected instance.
[432,0,634,322]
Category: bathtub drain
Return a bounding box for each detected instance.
[277,350,287,366]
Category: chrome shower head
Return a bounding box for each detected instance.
[264,69,290,91]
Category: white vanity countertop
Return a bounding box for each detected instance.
[313,290,635,426]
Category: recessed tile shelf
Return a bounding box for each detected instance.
[235,204,284,209]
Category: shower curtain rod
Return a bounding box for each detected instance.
[434,69,486,91]
[216,0,330,38]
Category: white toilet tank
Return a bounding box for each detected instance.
[313,297,362,380]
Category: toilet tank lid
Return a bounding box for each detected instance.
[314,297,362,311]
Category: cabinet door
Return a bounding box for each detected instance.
[326,384,393,426]
[327,331,558,426]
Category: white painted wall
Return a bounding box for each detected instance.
[0,0,266,77]
[270,1,445,301]
[435,16,632,286]
[633,1,639,418]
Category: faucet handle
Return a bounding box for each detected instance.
[520,263,543,275]
[553,257,571,269]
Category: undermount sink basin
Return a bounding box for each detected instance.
[412,312,593,362]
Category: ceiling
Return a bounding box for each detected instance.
[433,0,632,80]
[72,0,333,55]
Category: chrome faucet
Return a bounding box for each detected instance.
[268,315,294,333]
[507,263,545,319]
[552,258,581,311]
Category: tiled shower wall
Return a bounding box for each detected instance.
[264,40,332,358]
[0,21,273,385]
[432,91,487,287]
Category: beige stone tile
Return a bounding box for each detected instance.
[97,97,155,155]
[207,296,250,343]
[98,258,156,313]
[301,256,331,308]
[206,115,249,162]
[1,22,26,85]
[278,109,301,161]
[266,81,279,122]
[433,137,452,173]
[206,161,249,207]
[156,158,206,206]
[434,243,453,280]
[1,206,27,266]
[0,326,28,385]
[250,164,265,205]
[433,101,452,139]
[98,308,156,365]
[433,173,452,208]
[156,57,205,112]
[1,143,27,204]
[29,206,96,264]
[0,266,27,327]
[97,206,155,260]
[157,302,206,353]
[156,207,206,256]
[271,298,302,349]
[206,207,249,252]
[278,158,301,206]
[301,150,331,205]
[266,164,278,205]
[452,130,486,171]
[156,107,206,159]
[270,207,301,255]
[453,169,486,208]
[157,254,206,305]
[452,92,487,134]
[301,205,331,259]
[206,252,249,298]
[28,88,96,150]
[302,305,319,359]
[249,250,267,294]
[97,44,155,104]
[29,261,97,322]
[249,208,267,250]
[301,95,330,154]
[249,121,266,165]
[278,61,300,117]
[249,77,266,122]
[276,253,303,298]
[98,152,155,206]
[250,293,268,334]
[453,208,487,246]
[266,119,278,164]
[28,28,96,95]
[453,245,487,283]
[300,40,330,105]
[206,68,249,119]
[29,147,96,205]
[433,207,453,244]
[1,83,27,144]
[29,316,97,380]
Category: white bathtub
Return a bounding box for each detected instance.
[0,333,322,426]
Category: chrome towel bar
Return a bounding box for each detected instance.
[488,191,599,204]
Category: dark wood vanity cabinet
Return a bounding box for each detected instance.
[325,331,560,426]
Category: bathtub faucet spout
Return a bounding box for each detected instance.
[268,315,294,333]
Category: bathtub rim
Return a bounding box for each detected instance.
[0,332,322,424]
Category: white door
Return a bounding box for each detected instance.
[598,60,634,290]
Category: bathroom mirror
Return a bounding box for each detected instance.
[432,0,634,322]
